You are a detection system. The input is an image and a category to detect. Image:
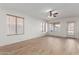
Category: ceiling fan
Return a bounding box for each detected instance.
[48,10,59,18]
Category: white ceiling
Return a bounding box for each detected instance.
[0,3,79,20]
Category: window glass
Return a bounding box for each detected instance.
[7,15,16,35]
[54,23,61,31]
[17,17,24,34]
[7,14,24,35]
[68,22,75,35]
[49,24,54,32]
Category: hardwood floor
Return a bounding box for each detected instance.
[0,36,79,55]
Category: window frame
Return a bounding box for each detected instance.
[53,22,61,32]
[49,23,54,32]
[41,22,48,33]
[67,21,75,36]
[7,14,24,36]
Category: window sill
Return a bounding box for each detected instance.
[7,33,24,36]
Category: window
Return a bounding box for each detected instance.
[54,23,61,31]
[41,22,44,32]
[17,17,24,34]
[41,22,48,32]
[49,23,54,32]
[45,23,48,32]
[7,14,24,35]
[49,22,60,32]
[67,22,75,35]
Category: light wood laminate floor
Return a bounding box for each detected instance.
[0,36,79,55]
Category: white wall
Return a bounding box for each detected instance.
[0,9,46,46]
[47,17,79,39]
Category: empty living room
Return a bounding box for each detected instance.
[0,3,79,55]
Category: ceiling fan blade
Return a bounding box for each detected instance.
[50,11,52,16]
[53,13,59,17]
